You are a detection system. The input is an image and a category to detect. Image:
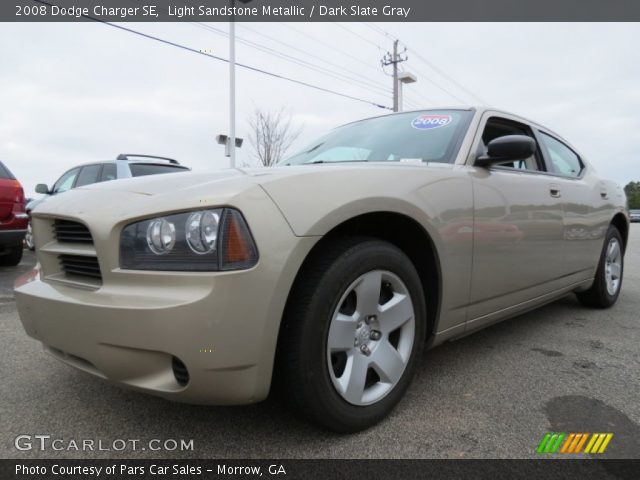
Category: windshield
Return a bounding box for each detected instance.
[284,110,472,165]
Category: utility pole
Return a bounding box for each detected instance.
[381,39,408,112]
[229,5,236,168]
[228,0,253,168]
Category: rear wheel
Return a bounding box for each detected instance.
[279,237,426,432]
[576,225,623,308]
[0,243,23,267]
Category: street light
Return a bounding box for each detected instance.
[228,0,253,168]
[216,134,243,157]
[398,71,417,112]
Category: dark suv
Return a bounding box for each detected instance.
[25,154,190,250]
[0,161,28,266]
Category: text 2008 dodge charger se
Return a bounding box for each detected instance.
[16,108,629,431]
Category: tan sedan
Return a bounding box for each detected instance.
[15,108,629,432]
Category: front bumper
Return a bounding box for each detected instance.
[15,185,319,405]
[16,238,317,405]
[16,270,265,404]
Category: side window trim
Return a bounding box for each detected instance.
[536,130,585,179]
[531,128,552,173]
[479,115,546,173]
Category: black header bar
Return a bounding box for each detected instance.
[2,459,640,480]
[3,0,640,22]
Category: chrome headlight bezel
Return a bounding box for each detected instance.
[120,208,258,271]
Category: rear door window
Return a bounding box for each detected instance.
[540,133,583,177]
[75,165,103,187]
[100,163,117,182]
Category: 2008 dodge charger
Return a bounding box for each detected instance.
[15,108,629,432]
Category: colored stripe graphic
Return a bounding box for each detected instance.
[538,433,613,454]
[537,433,552,453]
[537,433,566,453]
[584,433,613,454]
[560,433,575,453]
[560,433,588,453]
[574,433,589,453]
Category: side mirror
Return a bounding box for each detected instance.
[475,135,536,167]
[35,184,51,194]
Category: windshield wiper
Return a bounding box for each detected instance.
[306,159,370,165]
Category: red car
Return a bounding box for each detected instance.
[0,161,28,266]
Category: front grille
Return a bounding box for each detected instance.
[58,254,102,280]
[172,356,189,386]
[53,219,93,244]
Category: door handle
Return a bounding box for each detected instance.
[549,184,561,198]
[600,191,609,199]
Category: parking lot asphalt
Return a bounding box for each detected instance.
[1,226,639,459]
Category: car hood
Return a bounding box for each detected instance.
[74,162,455,194]
[32,162,463,236]
[80,168,249,195]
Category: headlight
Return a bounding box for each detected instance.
[146,218,176,254]
[120,208,258,271]
[186,210,219,254]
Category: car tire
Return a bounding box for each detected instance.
[278,237,426,432]
[0,243,23,267]
[24,220,35,251]
[576,225,624,308]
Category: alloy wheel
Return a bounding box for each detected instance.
[24,222,34,250]
[326,270,415,406]
[604,237,622,296]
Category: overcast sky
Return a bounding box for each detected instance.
[1,22,639,196]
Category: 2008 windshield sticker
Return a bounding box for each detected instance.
[411,114,453,130]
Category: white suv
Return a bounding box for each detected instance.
[25,154,189,250]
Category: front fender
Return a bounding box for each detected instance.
[260,166,475,334]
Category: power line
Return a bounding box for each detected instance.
[189,22,391,97]
[173,0,392,97]
[378,41,478,104]
[278,22,385,77]
[334,23,384,50]
[364,22,487,105]
[363,22,397,42]
[31,1,392,110]
[404,65,469,105]
[404,90,435,107]
[405,47,488,105]
[139,0,392,97]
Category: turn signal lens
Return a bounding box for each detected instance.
[220,209,259,270]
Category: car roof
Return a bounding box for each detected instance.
[337,106,475,129]
[62,160,189,169]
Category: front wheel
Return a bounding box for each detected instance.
[24,221,35,251]
[279,238,426,432]
[576,225,624,308]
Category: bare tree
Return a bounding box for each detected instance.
[248,108,302,167]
